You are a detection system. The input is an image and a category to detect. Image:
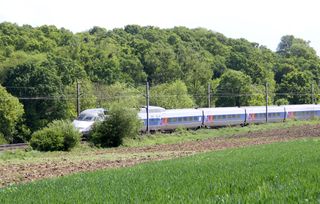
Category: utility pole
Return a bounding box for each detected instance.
[208,83,211,108]
[312,83,315,104]
[76,81,81,117]
[265,82,268,123]
[146,81,150,134]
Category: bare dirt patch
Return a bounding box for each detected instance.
[1,124,320,187]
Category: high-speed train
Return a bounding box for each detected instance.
[139,104,320,132]
[73,104,320,134]
[72,108,107,135]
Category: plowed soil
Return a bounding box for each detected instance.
[1,124,320,187]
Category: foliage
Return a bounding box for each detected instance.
[216,70,256,107]
[30,120,81,151]
[0,22,320,138]
[277,35,318,59]
[94,82,143,109]
[3,61,68,131]
[64,79,97,119]
[0,133,7,144]
[277,71,316,104]
[89,104,141,147]
[275,98,289,106]
[150,80,194,108]
[0,85,25,143]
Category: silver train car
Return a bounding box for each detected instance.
[139,104,320,132]
[74,104,320,134]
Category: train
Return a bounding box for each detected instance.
[72,104,320,134]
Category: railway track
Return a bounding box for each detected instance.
[0,143,28,152]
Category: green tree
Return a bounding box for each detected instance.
[277,71,316,104]
[150,80,194,109]
[277,35,318,59]
[4,62,68,131]
[143,44,181,84]
[215,70,256,107]
[0,85,25,143]
[94,82,143,109]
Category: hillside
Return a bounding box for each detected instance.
[0,22,320,141]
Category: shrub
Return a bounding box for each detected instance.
[90,104,141,147]
[30,120,81,151]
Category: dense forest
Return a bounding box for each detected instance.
[0,22,320,143]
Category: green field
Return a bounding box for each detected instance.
[1,119,317,163]
[1,139,320,203]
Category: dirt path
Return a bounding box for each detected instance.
[1,124,320,188]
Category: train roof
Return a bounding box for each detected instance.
[245,106,285,113]
[139,106,165,113]
[80,108,107,116]
[282,104,320,111]
[163,108,203,117]
[201,107,245,115]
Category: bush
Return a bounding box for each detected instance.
[30,120,81,151]
[90,104,141,147]
[275,98,289,106]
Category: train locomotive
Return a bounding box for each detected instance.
[73,104,320,134]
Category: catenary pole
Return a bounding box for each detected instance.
[265,82,268,123]
[76,81,80,117]
[312,83,315,104]
[146,81,150,134]
[208,83,211,108]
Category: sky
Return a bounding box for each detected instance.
[1,0,320,55]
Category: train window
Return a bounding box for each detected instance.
[227,115,232,119]
[169,118,177,123]
[237,114,241,118]
[178,117,183,122]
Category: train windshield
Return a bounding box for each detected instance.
[77,114,96,121]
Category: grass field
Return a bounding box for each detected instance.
[0,119,318,164]
[1,139,320,203]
